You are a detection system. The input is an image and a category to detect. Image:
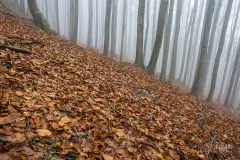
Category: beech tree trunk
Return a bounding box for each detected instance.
[147,0,168,75]
[160,0,175,81]
[207,0,233,102]
[103,0,112,56]
[168,0,184,83]
[110,0,118,59]
[55,0,60,34]
[87,0,93,48]
[191,0,215,96]
[27,0,50,32]
[134,0,146,68]
[120,0,127,63]
[143,0,150,63]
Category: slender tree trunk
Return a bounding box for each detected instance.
[177,2,192,81]
[95,0,99,48]
[207,0,233,102]
[224,44,240,106]
[143,0,150,63]
[168,0,184,83]
[217,2,240,101]
[20,0,25,16]
[70,0,75,42]
[74,0,79,43]
[110,0,118,59]
[103,0,112,56]
[160,0,175,81]
[152,0,157,49]
[55,0,60,34]
[87,0,93,48]
[27,0,50,32]
[183,2,198,85]
[201,0,223,93]
[120,0,127,63]
[134,0,146,68]
[147,0,168,75]
[229,64,240,107]
[191,0,215,96]
[45,0,48,21]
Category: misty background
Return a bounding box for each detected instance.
[14,0,240,109]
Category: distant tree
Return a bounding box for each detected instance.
[134,0,146,68]
[177,2,192,81]
[55,0,60,34]
[151,0,157,49]
[45,0,48,21]
[95,0,99,47]
[103,0,112,56]
[201,0,223,92]
[217,2,240,101]
[160,0,175,81]
[207,0,233,102]
[120,0,128,62]
[110,0,118,59]
[147,0,168,75]
[27,0,50,32]
[70,0,78,44]
[87,0,93,48]
[191,0,215,96]
[168,0,184,83]
[143,0,150,62]
[183,1,198,85]
[224,44,240,106]
[20,0,25,15]
[229,64,240,107]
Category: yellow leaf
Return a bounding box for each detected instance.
[59,116,71,126]
[44,97,52,102]
[157,154,164,159]
[0,66,8,73]
[16,91,24,96]
[102,154,114,160]
[36,129,52,137]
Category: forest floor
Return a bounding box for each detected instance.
[0,8,240,160]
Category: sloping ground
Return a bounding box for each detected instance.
[0,10,239,160]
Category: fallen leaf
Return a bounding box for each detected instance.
[102,153,114,160]
[36,129,52,137]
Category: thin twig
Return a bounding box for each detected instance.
[206,135,217,160]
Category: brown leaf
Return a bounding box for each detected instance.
[36,129,52,137]
[102,153,114,160]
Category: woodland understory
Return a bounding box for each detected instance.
[0,7,240,160]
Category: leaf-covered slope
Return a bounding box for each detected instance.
[0,10,239,159]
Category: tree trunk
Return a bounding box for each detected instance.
[160,0,175,81]
[152,0,157,50]
[134,0,146,68]
[168,0,184,83]
[110,0,118,59]
[224,44,240,106]
[147,0,168,75]
[55,0,60,34]
[191,0,215,96]
[177,2,192,81]
[120,0,127,63]
[229,64,240,107]
[217,2,240,101]
[143,0,150,63]
[103,0,112,56]
[20,0,25,16]
[87,0,93,48]
[183,1,198,85]
[207,0,233,102]
[27,0,50,32]
[45,0,48,21]
[201,0,223,93]
[95,0,99,48]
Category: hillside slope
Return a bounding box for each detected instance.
[0,9,239,159]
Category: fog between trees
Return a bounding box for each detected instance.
[18,0,240,109]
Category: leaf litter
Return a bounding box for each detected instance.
[0,9,240,160]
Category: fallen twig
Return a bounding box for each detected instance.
[18,40,42,45]
[206,135,217,160]
[0,44,36,54]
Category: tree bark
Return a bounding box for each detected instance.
[160,0,175,81]
[191,0,215,96]
[87,0,93,48]
[143,0,150,63]
[224,44,240,106]
[134,0,146,68]
[168,0,184,83]
[55,0,60,34]
[110,0,118,59]
[229,64,240,107]
[120,0,127,63]
[103,0,112,56]
[147,0,168,75]
[27,0,50,32]
[207,0,233,102]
